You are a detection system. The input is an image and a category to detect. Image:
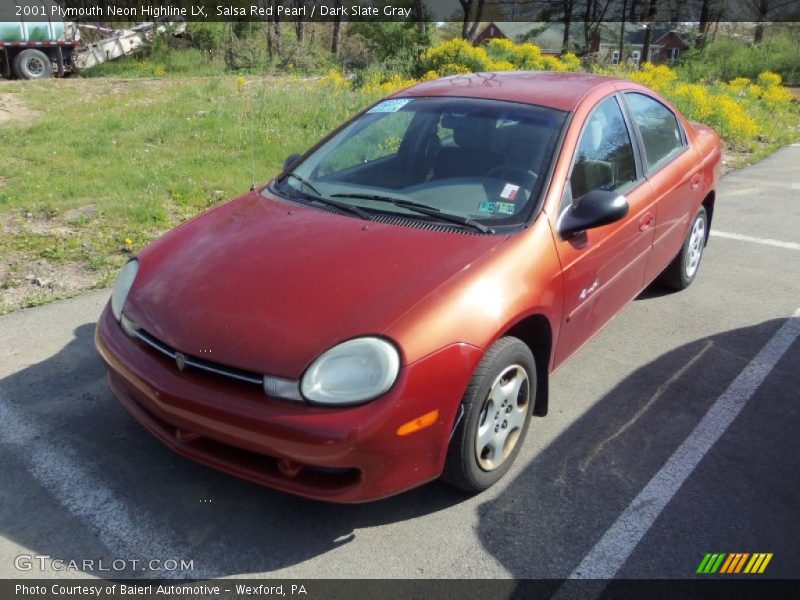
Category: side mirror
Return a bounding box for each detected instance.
[283,153,302,171]
[559,189,629,238]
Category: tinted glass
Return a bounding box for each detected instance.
[317,110,414,177]
[625,92,684,171]
[569,96,637,201]
[274,97,567,228]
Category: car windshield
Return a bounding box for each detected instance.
[273,96,568,230]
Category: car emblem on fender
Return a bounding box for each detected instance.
[175,352,186,371]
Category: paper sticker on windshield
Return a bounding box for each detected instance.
[368,99,412,113]
[500,183,520,201]
[478,201,515,215]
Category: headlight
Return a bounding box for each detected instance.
[301,337,400,405]
[111,259,139,321]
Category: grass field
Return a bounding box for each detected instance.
[0,76,381,313]
[0,74,797,313]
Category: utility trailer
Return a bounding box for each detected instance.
[0,19,79,79]
[1,15,185,79]
[73,21,186,71]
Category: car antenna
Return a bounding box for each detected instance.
[248,20,257,192]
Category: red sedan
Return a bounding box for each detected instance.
[96,72,721,502]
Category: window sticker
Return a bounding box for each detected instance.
[478,201,516,215]
[500,183,520,201]
[367,99,412,113]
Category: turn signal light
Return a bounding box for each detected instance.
[396,409,439,436]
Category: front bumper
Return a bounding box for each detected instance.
[95,304,482,503]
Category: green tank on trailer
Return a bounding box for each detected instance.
[0,20,66,43]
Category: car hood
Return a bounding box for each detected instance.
[124,189,506,378]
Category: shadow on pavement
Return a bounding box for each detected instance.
[2,316,796,579]
[477,317,799,578]
[0,322,468,579]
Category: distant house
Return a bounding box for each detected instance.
[473,22,588,55]
[594,27,691,66]
[634,28,689,64]
[474,22,690,65]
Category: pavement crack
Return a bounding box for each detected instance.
[578,340,714,474]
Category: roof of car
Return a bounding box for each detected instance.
[393,71,620,112]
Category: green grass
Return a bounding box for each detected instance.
[80,47,228,79]
[0,72,796,314]
[1,77,372,217]
[0,76,380,313]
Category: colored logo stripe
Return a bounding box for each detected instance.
[720,553,749,573]
[697,552,773,574]
[744,553,773,574]
[697,553,726,574]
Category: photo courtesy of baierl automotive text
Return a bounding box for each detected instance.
[0,0,799,598]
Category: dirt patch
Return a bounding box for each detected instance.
[721,148,743,176]
[0,209,75,236]
[1,257,103,313]
[0,211,20,234]
[0,93,40,126]
[63,204,99,222]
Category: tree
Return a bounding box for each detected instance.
[413,0,427,39]
[618,0,628,61]
[562,0,576,53]
[458,0,486,41]
[745,0,799,43]
[695,0,724,49]
[348,20,431,63]
[331,0,342,57]
[640,0,658,65]
[583,0,614,52]
[294,0,305,42]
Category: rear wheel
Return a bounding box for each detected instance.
[442,337,535,493]
[659,205,708,290]
[13,49,52,80]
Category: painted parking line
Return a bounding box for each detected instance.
[565,306,800,580]
[711,230,800,251]
[0,397,207,579]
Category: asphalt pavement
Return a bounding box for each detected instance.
[1,144,799,581]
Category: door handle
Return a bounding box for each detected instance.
[639,212,654,231]
[691,173,702,189]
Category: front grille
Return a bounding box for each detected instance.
[124,317,264,386]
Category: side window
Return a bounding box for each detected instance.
[624,92,685,171]
[569,96,638,202]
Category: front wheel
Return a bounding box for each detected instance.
[13,49,52,80]
[659,205,708,290]
[442,337,536,493]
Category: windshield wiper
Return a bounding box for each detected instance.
[285,171,322,197]
[331,193,494,234]
[282,174,371,221]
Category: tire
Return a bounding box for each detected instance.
[659,205,708,290]
[13,49,52,80]
[442,336,536,493]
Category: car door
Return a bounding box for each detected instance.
[621,91,703,283]
[552,94,656,366]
